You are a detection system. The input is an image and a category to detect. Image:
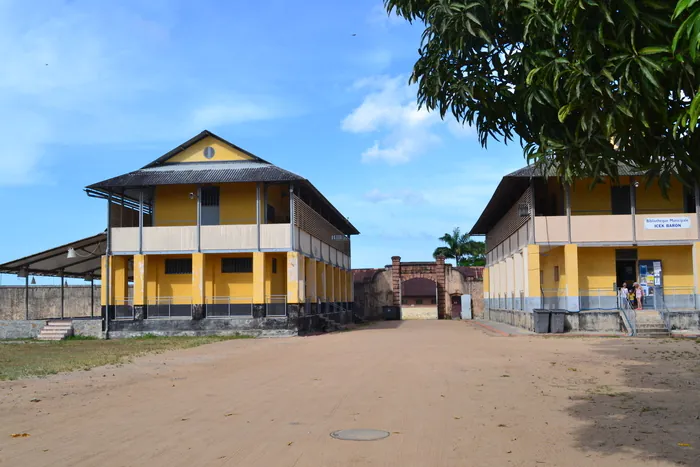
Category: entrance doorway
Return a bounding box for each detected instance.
[615,249,637,287]
[450,295,462,319]
[201,186,220,225]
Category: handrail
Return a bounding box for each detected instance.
[619,297,637,336]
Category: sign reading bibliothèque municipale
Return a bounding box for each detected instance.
[644,217,691,230]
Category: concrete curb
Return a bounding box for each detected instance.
[470,321,512,337]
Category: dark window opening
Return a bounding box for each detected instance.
[272,258,277,274]
[201,186,220,207]
[222,257,253,273]
[554,266,560,282]
[611,185,631,215]
[684,187,697,213]
[165,258,192,275]
[416,299,423,305]
[430,299,437,305]
[401,298,407,305]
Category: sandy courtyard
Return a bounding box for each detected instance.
[1,320,699,467]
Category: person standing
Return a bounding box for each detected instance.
[634,282,644,311]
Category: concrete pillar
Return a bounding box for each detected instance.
[334,267,342,303]
[253,252,266,304]
[435,256,446,319]
[327,263,335,303]
[391,256,401,307]
[526,245,541,311]
[563,244,579,311]
[133,254,147,319]
[112,256,128,304]
[306,257,317,303]
[287,251,304,304]
[191,253,205,319]
[101,255,109,306]
[693,243,700,308]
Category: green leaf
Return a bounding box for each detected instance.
[638,46,671,55]
[558,104,575,123]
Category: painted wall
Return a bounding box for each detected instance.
[540,246,566,292]
[165,136,253,164]
[265,253,287,297]
[145,255,192,304]
[578,247,616,292]
[207,253,255,299]
[220,183,258,224]
[570,178,615,214]
[266,184,290,222]
[638,245,693,289]
[636,179,684,214]
[154,185,197,226]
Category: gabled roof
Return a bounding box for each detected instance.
[141,130,269,168]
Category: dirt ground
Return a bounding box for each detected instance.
[1,321,699,467]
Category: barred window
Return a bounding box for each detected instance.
[222,257,253,273]
[165,258,192,275]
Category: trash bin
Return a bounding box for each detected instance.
[533,309,550,333]
[550,311,566,334]
[382,306,401,321]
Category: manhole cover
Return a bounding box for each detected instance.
[330,429,390,441]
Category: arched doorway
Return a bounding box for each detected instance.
[401,278,438,319]
[391,256,447,319]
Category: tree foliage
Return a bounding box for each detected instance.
[433,228,486,266]
[385,0,700,188]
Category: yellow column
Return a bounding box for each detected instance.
[100,256,109,306]
[339,270,346,302]
[306,257,317,302]
[526,245,541,311]
[133,254,147,306]
[191,253,205,305]
[317,261,326,302]
[693,243,700,302]
[563,244,579,311]
[112,256,128,303]
[253,252,266,304]
[327,263,335,302]
[287,252,303,304]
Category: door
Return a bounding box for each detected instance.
[201,186,220,226]
[611,185,631,215]
[451,295,462,319]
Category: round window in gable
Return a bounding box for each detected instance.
[203,146,215,159]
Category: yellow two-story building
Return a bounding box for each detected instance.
[471,165,700,332]
[88,130,358,337]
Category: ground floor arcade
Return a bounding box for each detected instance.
[485,243,700,313]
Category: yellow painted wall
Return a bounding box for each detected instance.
[334,267,342,300]
[570,179,612,214]
[638,245,693,289]
[265,253,287,297]
[540,246,565,291]
[220,183,258,224]
[133,255,147,305]
[154,185,197,226]
[636,178,684,214]
[483,267,490,298]
[578,247,616,291]
[326,264,334,301]
[206,253,255,299]
[165,136,254,164]
[144,255,193,304]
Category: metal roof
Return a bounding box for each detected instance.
[86,161,305,190]
[469,164,647,235]
[0,233,106,279]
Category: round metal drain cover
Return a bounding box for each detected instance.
[330,429,390,441]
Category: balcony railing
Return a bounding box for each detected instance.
[534,213,697,244]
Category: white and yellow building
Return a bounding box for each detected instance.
[471,166,700,329]
[88,130,358,336]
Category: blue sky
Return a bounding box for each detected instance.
[0,0,525,285]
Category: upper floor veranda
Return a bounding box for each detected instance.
[85,131,358,264]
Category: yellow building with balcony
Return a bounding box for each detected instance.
[470,165,700,333]
[88,130,358,337]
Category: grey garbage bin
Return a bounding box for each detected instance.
[533,309,550,333]
[549,311,566,334]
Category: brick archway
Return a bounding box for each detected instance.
[391,256,447,319]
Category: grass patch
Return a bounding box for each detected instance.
[0,335,250,381]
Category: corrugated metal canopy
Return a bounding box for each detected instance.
[0,233,106,279]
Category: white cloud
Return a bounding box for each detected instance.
[191,98,287,129]
[342,75,443,165]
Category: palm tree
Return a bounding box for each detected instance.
[433,228,485,266]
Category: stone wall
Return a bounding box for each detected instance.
[667,311,700,330]
[0,285,103,320]
[0,320,45,339]
[73,319,104,338]
[109,317,296,338]
[484,308,624,333]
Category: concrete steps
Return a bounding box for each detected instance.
[635,312,670,338]
[38,321,73,341]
